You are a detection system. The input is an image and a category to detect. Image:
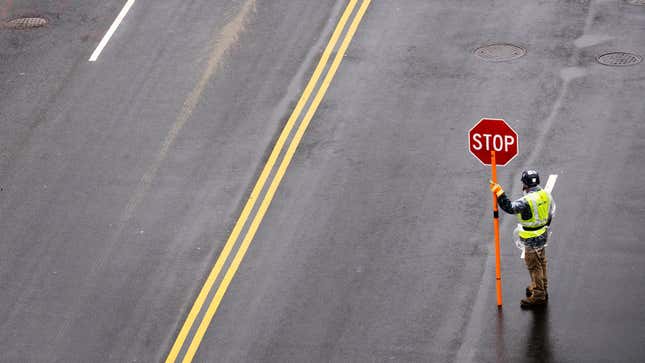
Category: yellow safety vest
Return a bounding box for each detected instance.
[517,189,552,240]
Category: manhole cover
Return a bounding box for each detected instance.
[626,0,645,5]
[3,17,48,29]
[597,52,642,66]
[474,44,526,62]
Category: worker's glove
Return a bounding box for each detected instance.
[489,180,504,197]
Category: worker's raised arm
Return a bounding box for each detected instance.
[489,180,530,215]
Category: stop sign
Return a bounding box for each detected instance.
[468,118,518,166]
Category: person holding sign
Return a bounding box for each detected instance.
[489,170,555,308]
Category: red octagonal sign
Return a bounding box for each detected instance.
[468,118,519,166]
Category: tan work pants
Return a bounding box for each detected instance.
[524,247,547,300]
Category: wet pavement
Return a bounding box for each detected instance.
[1,0,644,361]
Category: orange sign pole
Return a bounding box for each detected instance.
[491,150,503,308]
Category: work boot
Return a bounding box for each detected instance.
[526,286,549,300]
[520,295,547,309]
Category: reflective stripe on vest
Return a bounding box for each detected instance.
[517,189,552,239]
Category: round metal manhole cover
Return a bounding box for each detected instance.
[474,44,526,62]
[3,17,48,29]
[626,0,645,5]
[597,52,642,66]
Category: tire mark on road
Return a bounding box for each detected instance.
[50,0,256,345]
[121,0,255,225]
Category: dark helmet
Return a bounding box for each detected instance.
[521,170,540,188]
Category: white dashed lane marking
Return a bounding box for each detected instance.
[89,0,136,62]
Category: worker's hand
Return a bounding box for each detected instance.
[489,180,504,197]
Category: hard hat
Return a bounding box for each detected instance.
[521,170,540,188]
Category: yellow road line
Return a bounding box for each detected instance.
[181,0,371,361]
[165,1,359,362]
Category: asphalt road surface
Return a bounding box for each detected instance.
[1,0,644,362]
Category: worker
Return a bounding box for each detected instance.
[489,170,555,308]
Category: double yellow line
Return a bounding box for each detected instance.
[165,0,371,361]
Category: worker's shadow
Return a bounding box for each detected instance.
[525,307,552,362]
[496,307,552,363]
